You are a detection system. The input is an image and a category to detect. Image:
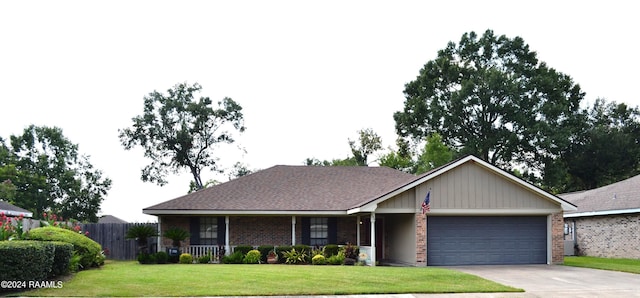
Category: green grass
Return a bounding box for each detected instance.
[19,261,522,296]
[564,256,640,274]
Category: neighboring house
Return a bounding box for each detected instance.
[0,200,33,218]
[144,155,575,266]
[560,174,640,259]
[98,215,129,224]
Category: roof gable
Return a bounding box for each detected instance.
[144,165,416,215]
[352,155,576,213]
[0,200,33,217]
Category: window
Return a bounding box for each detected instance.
[199,217,218,245]
[310,217,328,246]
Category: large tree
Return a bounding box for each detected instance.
[119,82,246,190]
[2,125,111,221]
[555,99,640,191]
[348,128,383,166]
[394,29,584,176]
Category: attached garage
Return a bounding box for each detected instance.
[427,216,547,265]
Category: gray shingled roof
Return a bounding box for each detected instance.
[559,174,640,214]
[98,215,128,224]
[0,200,33,217]
[144,165,417,214]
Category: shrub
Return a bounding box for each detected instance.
[163,227,190,248]
[233,245,253,256]
[50,241,73,276]
[257,245,275,263]
[125,224,157,254]
[276,245,292,263]
[137,253,155,264]
[312,254,326,265]
[156,251,169,264]
[243,249,261,264]
[342,243,359,265]
[27,226,103,269]
[222,251,244,264]
[327,251,345,265]
[0,241,55,282]
[179,253,193,264]
[282,248,308,264]
[198,255,211,264]
[323,244,339,257]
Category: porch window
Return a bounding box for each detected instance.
[310,217,329,246]
[198,217,218,245]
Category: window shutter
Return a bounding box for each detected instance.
[217,216,226,245]
[189,217,200,245]
[301,217,310,245]
[328,217,337,244]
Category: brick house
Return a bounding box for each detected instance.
[560,174,640,259]
[144,155,575,266]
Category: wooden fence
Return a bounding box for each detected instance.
[81,223,158,260]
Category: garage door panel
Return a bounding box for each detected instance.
[427,216,547,265]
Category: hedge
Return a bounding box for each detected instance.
[0,241,55,282]
[50,241,73,276]
[27,226,103,269]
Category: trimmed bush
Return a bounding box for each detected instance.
[179,253,193,264]
[198,255,211,264]
[323,244,339,257]
[222,251,244,264]
[137,253,155,264]
[50,241,73,276]
[257,245,275,263]
[233,245,253,256]
[0,241,55,282]
[243,249,261,264]
[27,226,103,269]
[312,254,326,265]
[156,251,169,264]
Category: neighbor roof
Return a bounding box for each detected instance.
[561,174,640,217]
[0,200,33,218]
[98,215,128,224]
[144,165,417,215]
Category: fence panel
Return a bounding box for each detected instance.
[81,223,158,260]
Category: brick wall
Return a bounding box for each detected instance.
[570,213,640,259]
[159,216,191,249]
[337,217,358,244]
[415,213,426,266]
[230,216,291,245]
[551,212,565,264]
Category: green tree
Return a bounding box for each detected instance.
[394,29,584,176]
[6,125,111,221]
[557,99,640,191]
[119,82,246,190]
[349,128,383,166]
[414,133,454,174]
[378,138,415,173]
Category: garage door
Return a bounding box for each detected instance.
[427,216,547,265]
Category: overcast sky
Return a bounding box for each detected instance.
[1,1,638,222]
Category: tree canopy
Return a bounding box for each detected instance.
[394,29,584,182]
[0,126,111,222]
[119,82,246,190]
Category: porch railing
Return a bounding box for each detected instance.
[186,245,222,260]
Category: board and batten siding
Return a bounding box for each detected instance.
[415,162,559,213]
[377,189,415,213]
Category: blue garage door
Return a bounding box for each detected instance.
[427,216,547,265]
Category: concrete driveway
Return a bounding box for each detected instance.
[426,264,640,297]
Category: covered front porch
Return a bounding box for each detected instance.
[157,212,417,266]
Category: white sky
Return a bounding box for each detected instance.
[1,1,638,222]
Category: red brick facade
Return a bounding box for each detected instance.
[551,212,565,264]
[415,213,427,266]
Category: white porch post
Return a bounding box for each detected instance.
[157,216,162,253]
[370,212,376,267]
[356,215,361,246]
[291,216,296,245]
[225,216,230,256]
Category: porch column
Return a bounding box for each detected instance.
[356,215,361,246]
[225,216,230,256]
[370,212,376,266]
[157,216,162,253]
[291,216,296,245]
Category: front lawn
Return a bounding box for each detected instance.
[564,256,640,274]
[20,261,522,296]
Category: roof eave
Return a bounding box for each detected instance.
[143,209,349,216]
